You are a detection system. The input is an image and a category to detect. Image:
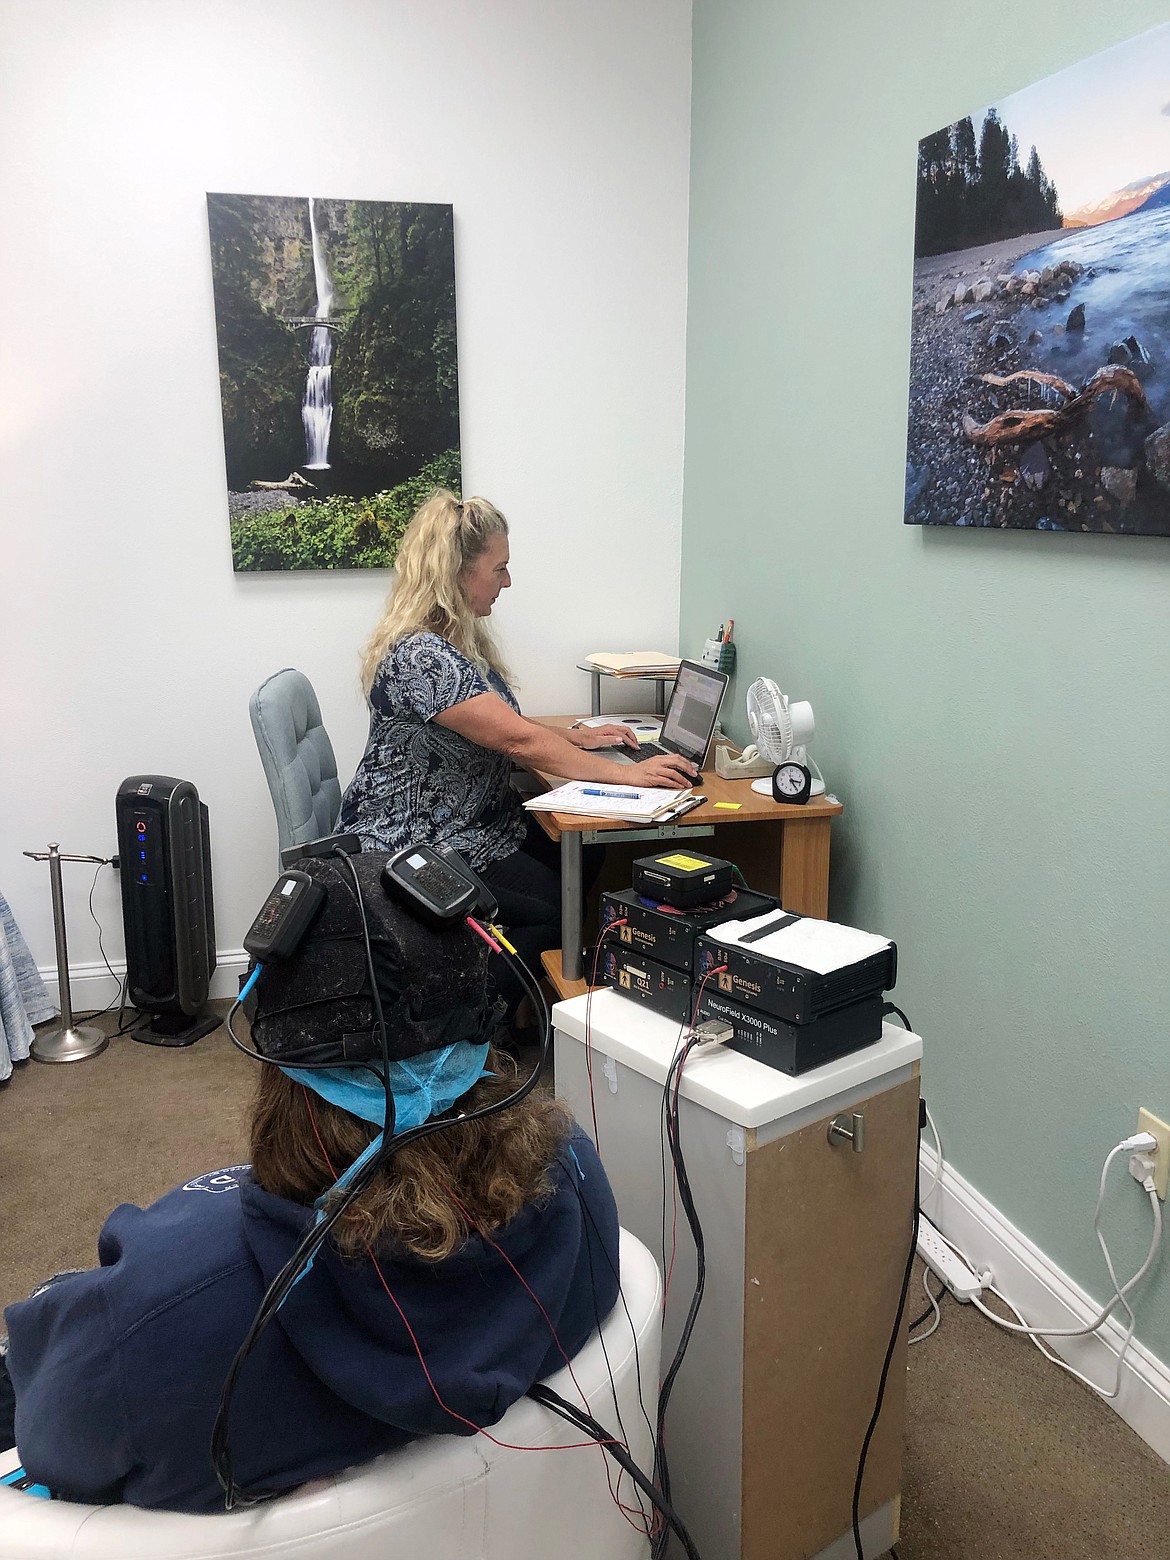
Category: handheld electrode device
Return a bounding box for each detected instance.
[381,842,497,928]
[242,870,327,962]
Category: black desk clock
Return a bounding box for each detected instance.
[772,760,812,805]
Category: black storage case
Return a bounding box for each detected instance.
[600,886,778,975]
[600,947,694,1024]
[696,925,896,1024]
[631,850,735,910]
[695,988,885,1075]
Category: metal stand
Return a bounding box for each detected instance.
[580,666,672,718]
[22,843,110,1064]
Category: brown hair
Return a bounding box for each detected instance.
[249,1049,570,1262]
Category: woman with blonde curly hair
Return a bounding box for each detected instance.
[339,489,698,1022]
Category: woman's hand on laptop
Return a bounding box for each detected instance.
[571,723,640,750]
[627,753,700,789]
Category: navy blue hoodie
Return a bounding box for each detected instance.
[4,1126,618,1513]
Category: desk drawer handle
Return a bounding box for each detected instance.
[828,1111,865,1153]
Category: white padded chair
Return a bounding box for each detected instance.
[0,1230,661,1560]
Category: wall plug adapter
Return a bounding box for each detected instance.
[916,1214,984,1302]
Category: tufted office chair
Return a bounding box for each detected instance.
[0,1229,662,1560]
[249,670,343,857]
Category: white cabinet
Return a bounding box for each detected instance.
[553,992,922,1560]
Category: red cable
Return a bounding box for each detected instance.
[442,1181,650,1534]
[298,1087,624,1458]
[584,918,626,1151]
[465,916,502,953]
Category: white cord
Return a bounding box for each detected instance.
[969,1146,1161,1339]
[919,1113,1162,1399]
[909,1267,942,1346]
[969,1156,1161,1401]
[921,1104,944,1208]
[977,1268,1148,1401]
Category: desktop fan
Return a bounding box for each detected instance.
[744,678,826,798]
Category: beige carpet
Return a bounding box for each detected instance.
[3,1013,1169,1558]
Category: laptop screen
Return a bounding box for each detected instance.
[661,661,727,759]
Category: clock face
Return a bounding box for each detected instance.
[776,764,806,795]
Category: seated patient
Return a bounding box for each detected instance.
[0,854,619,1513]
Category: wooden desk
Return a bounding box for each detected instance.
[525,717,844,991]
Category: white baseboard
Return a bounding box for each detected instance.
[39,952,250,1014]
[920,1143,1170,1466]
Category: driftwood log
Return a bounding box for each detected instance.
[962,365,1150,447]
[247,472,318,493]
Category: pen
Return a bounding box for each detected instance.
[581,787,640,797]
[726,619,734,643]
[661,794,707,821]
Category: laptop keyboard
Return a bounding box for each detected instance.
[594,739,674,763]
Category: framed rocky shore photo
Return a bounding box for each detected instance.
[207,193,460,571]
[905,24,1170,534]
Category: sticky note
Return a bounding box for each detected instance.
[656,852,711,871]
[714,801,742,810]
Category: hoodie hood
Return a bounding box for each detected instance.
[237,1133,613,1437]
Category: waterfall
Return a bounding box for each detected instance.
[302,197,334,470]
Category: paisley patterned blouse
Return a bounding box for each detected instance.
[339,632,528,870]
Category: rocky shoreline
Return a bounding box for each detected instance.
[906,231,1170,532]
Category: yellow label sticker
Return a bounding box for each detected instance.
[713,801,742,810]
[656,852,710,872]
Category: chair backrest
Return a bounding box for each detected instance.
[249,669,342,854]
[0,1228,662,1560]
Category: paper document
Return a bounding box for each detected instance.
[573,715,662,741]
[584,651,681,676]
[712,910,892,975]
[524,780,691,822]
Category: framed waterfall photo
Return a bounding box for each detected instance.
[206,193,461,571]
[905,23,1170,534]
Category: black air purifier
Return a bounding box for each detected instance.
[116,775,218,1046]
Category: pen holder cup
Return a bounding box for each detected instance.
[701,638,736,676]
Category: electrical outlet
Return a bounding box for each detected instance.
[1137,1108,1170,1200]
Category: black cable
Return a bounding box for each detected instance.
[882,1002,912,1031]
[73,859,132,1028]
[907,1298,937,1334]
[653,1033,707,1558]
[556,1151,655,1533]
[850,1148,920,1560]
[528,1385,703,1560]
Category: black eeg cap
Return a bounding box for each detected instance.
[248,852,498,1067]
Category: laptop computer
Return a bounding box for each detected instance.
[600,658,729,767]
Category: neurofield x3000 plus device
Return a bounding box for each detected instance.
[631,850,735,910]
[694,988,884,1075]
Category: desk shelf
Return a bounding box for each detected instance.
[576,663,676,717]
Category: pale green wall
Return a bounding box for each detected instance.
[683,0,1170,1363]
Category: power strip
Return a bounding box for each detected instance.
[917,1214,983,1302]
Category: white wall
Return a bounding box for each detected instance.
[0,0,692,999]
